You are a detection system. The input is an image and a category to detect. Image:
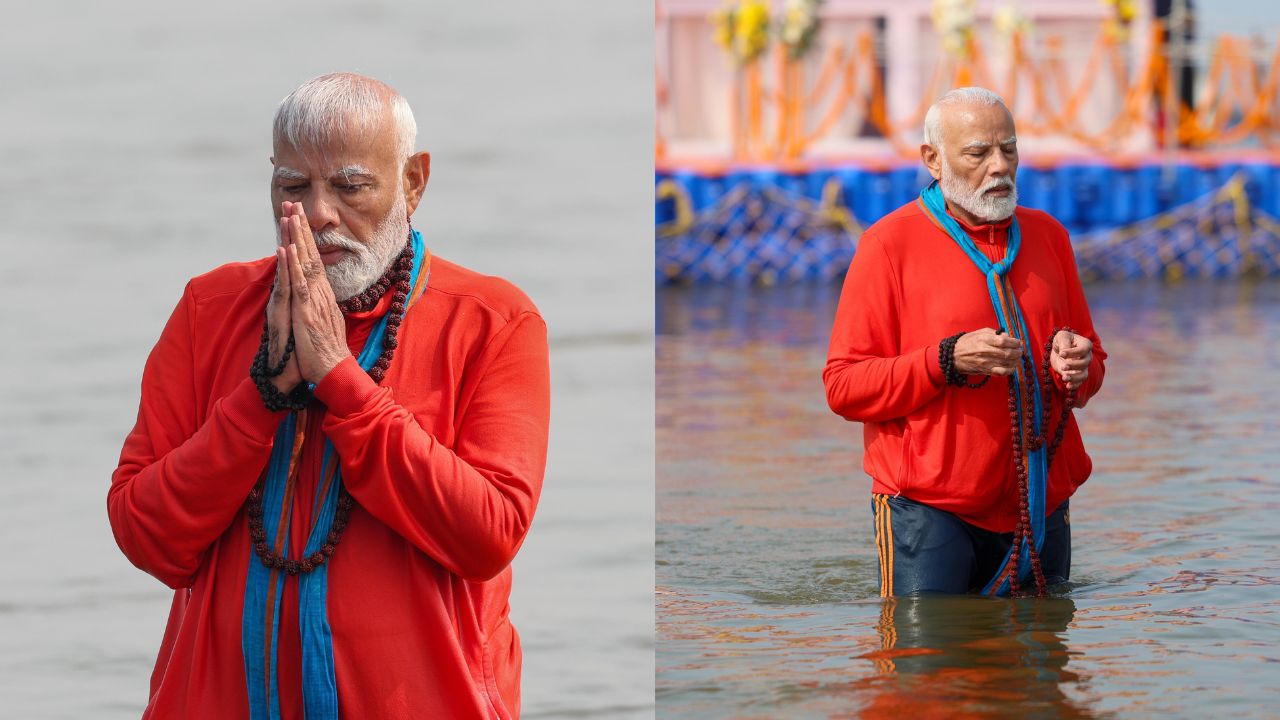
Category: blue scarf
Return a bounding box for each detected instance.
[242,229,427,718]
[917,181,1046,597]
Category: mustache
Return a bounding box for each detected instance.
[313,230,363,254]
[980,177,1015,194]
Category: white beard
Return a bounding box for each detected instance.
[940,157,1018,222]
[280,192,410,302]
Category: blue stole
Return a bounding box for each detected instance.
[242,229,428,719]
[916,182,1046,597]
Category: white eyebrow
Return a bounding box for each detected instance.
[334,164,375,179]
[960,136,1017,151]
[273,166,307,181]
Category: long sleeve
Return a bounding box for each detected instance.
[1049,231,1107,407]
[108,282,283,589]
[314,310,550,582]
[824,230,946,423]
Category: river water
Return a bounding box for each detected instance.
[0,2,652,718]
[657,280,1280,718]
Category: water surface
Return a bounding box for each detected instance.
[657,280,1280,718]
[0,3,653,717]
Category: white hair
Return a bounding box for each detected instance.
[922,87,1007,149]
[273,72,417,161]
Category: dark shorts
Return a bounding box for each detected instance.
[871,494,1071,596]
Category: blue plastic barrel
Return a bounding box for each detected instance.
[1017,166,1053,215]
[1106,166,1137,226]
[890,165,922,210]
[833,167,869,224]
[1135,165,1161,220]
[804,168,834,204]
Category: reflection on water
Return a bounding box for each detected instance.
[657,281,1280,718]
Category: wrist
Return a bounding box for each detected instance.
[939,332,989,390]
[311,349,351,385]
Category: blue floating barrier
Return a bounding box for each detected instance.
[673,169,725,213]
[833,166,869,223]
[805,168,834,203]
[654,157,1280,284]
[858,169,893,225]
[751,167,781,196]
[655,170,675,227]
[1181,162,1208,204]
[1017,165,1054,215]
[890,165,922,211]
[1268,164,1280,217]
[1106,166,1137,226]
[1076,165,1108,230]
[1237,163,1275,215]
[1053,165,1079,227]
[1135,165,1161,220]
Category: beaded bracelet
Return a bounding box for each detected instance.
[249,320,311,411]
[938,332,990,389]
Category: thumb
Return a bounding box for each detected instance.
[1054,330,1072,354]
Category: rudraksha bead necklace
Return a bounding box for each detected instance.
[250,319,312,411]
[246,479,355,575]
[1007,326,1079,598]
[246,233,415,574]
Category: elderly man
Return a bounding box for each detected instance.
[824,87,1106,597]
[109,73,549,718]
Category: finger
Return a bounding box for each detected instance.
[290,206,319,265]
[286,242,309,303]
[280,213,296,250]
[292,215,325,278]
[274,246,290,298]
[1054,330,1073,352]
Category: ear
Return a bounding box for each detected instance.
[921,144,942,181]
[403,151,431,218]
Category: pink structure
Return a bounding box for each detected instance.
[657,0,1169,162]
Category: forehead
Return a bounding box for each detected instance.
[940,102,1015,144]
[272,113,399,175]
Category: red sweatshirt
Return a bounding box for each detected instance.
[824,201,1105,532]
[109,254,549,719]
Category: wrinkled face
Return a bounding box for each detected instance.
[270,114,409,300]
[933,102,1019,222]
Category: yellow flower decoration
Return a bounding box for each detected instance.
[735,0,771,63]
[1101,0,1136,40]
[780,0,821,61]
[932,0,975,59]
[711,0,772,65]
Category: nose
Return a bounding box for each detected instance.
[987,150,1011,178]
[303,190,341,232]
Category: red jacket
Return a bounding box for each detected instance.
[824,201,1105,532]
[109,254,549,719]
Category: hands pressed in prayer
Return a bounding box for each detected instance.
[953,327,1024,377]
[1050,329,1092,390]
[266,217,304,393]
[276,202,352,384]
